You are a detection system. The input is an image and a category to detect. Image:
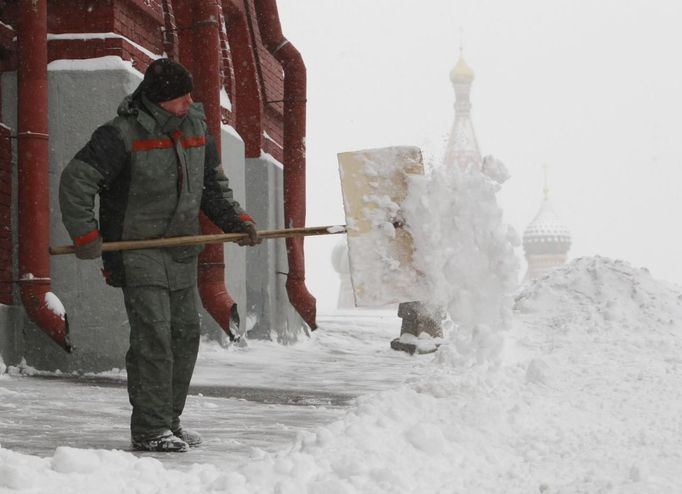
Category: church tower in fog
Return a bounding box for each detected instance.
[444,48,481,171]
[523,168,572,280]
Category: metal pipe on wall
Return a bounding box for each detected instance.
[17,0,71,351]
[221,0,263,158]
[253,0,317,330]
[182,0,240,340]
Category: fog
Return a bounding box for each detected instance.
[277,0,682,310]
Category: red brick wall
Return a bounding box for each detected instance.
[1,0,285,157]
[47,0,164,52]
[47,0,116,34]
[0,5,17,306]
[0,15,16,72]
[113,0,165,56]
[46,0,164,64]
[0,125,12,305]
[3,0,285,157]
[47,37,155,69]
[161,0,180,61]
[218,3,236,128]
[244,0,284,161]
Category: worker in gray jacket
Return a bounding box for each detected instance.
[59,59,260,452]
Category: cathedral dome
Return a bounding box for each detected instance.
[523,198,572,256]
[450,53,475,83]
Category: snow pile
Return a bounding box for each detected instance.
[0,447,219,492]
[6,358,62,377]
[515,256,682,333]
[3,257,682,491]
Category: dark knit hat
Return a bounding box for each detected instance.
[142,59,193,103]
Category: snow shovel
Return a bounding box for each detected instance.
[337,145,427,306]
[51,145,426,307]
[48,225,348,256]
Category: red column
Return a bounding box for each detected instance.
[17,0,70,351]
[254,0,317,330]
[175,0,240,340]
[222,0,263,157]
[0,126,12,305]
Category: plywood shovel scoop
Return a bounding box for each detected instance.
[337,145,427,307]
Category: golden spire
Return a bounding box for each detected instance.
[543,164,550,200]
[449,35,475,84]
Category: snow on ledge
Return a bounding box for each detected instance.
[47,32,161,61]
[45,292,66,320]
[48,56,141,78]
[220,88,233,112]
[220,123,243,143]
[263,130,283,149]
[260,151,283,170]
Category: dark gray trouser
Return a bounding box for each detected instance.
[123,285,200,440]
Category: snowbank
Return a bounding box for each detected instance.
[515,256,682,333]
[3,256,682,492]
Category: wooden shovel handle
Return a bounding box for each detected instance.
[49,225,347,256]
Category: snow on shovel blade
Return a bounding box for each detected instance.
[337,146,427,307]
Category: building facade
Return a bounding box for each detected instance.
[522,174,572,281]
[443,48,481,171]
[0,0,315,371]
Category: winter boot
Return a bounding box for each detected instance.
[172,427,203,447]
[132,431,189,452]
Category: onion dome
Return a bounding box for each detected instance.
[523,197,572,256]
[450,51,475,84]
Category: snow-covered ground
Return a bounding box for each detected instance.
[2,152,680,492]
[2,256,682,493]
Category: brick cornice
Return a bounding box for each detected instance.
[116,0,164,24]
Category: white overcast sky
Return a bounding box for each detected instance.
[276,0,682,311]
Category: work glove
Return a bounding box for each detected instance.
[73,231,103,260]
[236,221,261,247]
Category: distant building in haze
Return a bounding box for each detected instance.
[523,170,572,280]
[331,239,355,309]
[443,48,572,282]
[444,48,481,170]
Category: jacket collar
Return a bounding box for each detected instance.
[117,92,207,135]
[140,94,186,135]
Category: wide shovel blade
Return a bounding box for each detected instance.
[337,145,427,307]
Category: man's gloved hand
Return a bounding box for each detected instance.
[236,221,261,247]
[73,230,103,260]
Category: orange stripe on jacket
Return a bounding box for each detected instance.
[74,228,100,246]
[132,138,173,151]
[181,136,206,148]
[132,135,206,152]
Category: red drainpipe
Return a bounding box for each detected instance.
[190,0,239,340]
[221,0,263,158]
[17,0,71,351]
[253,0,317,330]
